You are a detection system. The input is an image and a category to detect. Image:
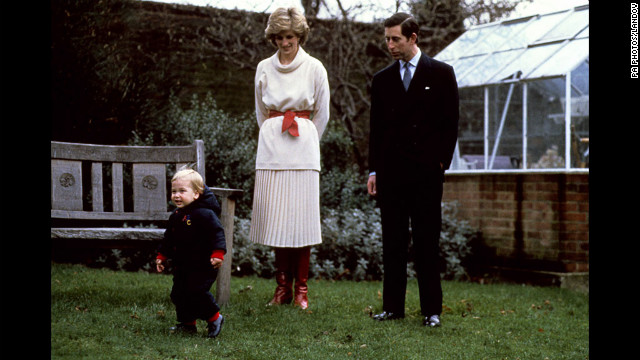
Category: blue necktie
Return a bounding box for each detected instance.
[402,62,412,91]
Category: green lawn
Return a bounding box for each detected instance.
[51,263,588,359]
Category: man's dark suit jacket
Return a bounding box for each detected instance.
[369,52,459,192]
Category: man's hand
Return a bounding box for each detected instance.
[210,257,223,269]
[367,174,377,196]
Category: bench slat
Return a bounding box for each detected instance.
[52,159,83,211]
[51,141,200,164]
[51,210,171,221]
[112,163,125,212]
[91,162,104,212]
[51,228,164,240]
[133,163,167,212]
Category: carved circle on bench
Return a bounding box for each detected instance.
[142,175,158,190]
[59,173,75,188]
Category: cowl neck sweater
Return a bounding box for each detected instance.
[270,46,310,73]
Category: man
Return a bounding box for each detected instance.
[367,13,458,328]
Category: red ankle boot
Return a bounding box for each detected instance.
[268,271,293,305]
[268,249,293,305]
[293,247,311,310]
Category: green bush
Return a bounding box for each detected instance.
[314,206,384,280]
[231,201,477,281]
[439,201,479,280]
[131,92,258,218]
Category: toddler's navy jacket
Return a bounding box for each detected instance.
[157,185,227,273]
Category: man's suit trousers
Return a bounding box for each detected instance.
[379,171,443,317]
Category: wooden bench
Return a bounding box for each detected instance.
[51,140,242,305]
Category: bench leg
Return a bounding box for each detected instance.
[215,196,235,305]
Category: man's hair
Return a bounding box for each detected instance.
[172,168,204,195]
[384,12,419,41]
[265,7,311,47]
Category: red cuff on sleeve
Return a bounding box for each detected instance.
[211,250,225,261]
[156,253,168,262]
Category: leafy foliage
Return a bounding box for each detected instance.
[440,201,479,280]
[131,92,258,218]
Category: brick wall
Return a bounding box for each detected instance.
[442,171,589,273]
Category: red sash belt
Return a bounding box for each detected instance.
[269,110,311,137]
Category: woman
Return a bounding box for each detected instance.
[249,7,330,310]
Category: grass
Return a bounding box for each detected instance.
[51,263,588,359]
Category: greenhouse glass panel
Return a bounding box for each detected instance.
[486,83,523,169]
[571,57,589,96]
[528,38,588,79]
[487,42,563,84]
[535,8,589,43]
[457,87,485,168]
[526,78,566,169]
[453,55,489,83]
[496,11,567,51]
[481,17,534,51]
[576,26,588,38]
[570,60,589,168]
[436,25,497,61]
[458,49,524,87]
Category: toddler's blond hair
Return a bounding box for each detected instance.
[172,168,204,194]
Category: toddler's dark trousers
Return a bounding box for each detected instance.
[170,269,220,323]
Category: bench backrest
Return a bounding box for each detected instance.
[51,140,205,221]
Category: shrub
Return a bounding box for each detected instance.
[313,207,384,280]
[230,217,276,277]
[130,92,258,218]
[439,201,479,280]
[231,201,477,282]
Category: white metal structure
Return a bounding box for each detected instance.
[436,5,589,171]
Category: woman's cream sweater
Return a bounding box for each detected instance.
[254,47,330,171]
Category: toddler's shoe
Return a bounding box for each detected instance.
[169,323,197,335]
[207,315,224,338]
[423,314,441,327]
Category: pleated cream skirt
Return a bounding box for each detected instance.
[249,169,322,248]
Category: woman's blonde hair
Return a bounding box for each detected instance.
[172,168,204,195]
[265,7,310,47]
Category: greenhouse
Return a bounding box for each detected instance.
[437,4,589,171]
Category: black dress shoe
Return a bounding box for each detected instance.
[207,315,224,338]
[372,311,404,321]
[423,314,441,327]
